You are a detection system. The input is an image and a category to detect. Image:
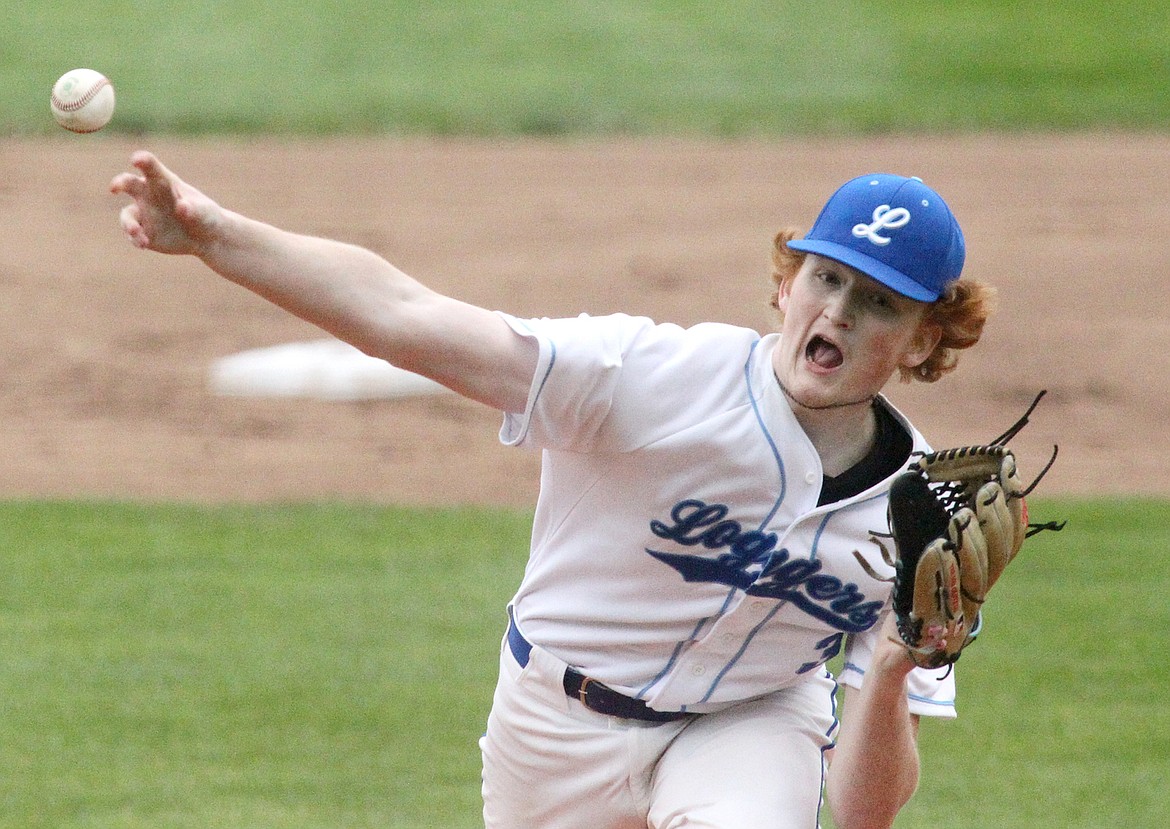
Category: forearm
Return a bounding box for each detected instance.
[826,642,920,829]
[200,211,430,356]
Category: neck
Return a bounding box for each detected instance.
[779,380,879,477]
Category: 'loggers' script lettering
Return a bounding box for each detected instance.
[647,498,883,633]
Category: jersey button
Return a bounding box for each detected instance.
[691,664,706,676]
[805,472,817,485]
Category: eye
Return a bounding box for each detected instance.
[867,289,901,314]
[816,268,842,287]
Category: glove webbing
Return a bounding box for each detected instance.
[914,389,1065,537]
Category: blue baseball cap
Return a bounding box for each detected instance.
[786,174,965,302]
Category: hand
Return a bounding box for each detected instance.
[109,151,224,257]
[874,609,920,677]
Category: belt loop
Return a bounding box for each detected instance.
[508,610,691,723]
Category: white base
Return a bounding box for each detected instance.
[208,339,450,401]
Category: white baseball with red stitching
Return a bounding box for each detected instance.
[50,69,116,133]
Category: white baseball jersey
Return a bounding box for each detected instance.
[497,311,956,718]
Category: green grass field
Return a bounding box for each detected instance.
[0,502,531,828]
[5,1,1170,135]
[4,1,1169,826]
[838,499,1170,828]
[2,500,1167,828]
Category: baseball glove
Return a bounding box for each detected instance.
[858,391,1066,670]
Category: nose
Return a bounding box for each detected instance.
[823,292,854,328]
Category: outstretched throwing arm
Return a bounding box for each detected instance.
[110,152,537,412]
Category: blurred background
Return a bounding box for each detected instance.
[1,3,1167,828]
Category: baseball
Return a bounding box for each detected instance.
[50,69,115,133]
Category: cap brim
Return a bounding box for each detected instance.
[786,238,940,302]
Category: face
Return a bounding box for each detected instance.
[773,255,941,411]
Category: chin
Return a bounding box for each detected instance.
[785,383,834,409]
[783,377,875,412]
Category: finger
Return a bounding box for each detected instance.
[110,150,165,194]
[109,170,146,197]
[114,152,182,213]
[130,150,162,175]
[119,203,150,248]
[131,151,181,194]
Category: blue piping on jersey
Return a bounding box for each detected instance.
[504,317,558,446]
[807,511,834,562]
[744,338,787,525]
[842,661,955,709]
[697,510,834,702]
[636,587,739,700]
[809,494,884,561]
[906,693,956,709]
[637,340,786,702]
[694,495,886,701]
[698,598,785,703]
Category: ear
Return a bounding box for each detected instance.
[900,319,943,369]
[776,273,794,315]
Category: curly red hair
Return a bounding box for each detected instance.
[768,228,996,383]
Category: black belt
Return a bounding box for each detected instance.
[506,614,692,723]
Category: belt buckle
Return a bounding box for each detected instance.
[577,676,593,706]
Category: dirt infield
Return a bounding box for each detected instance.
[2,132,1166,506]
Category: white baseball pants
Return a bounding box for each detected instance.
[480,633,839,829]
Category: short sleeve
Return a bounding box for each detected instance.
[495,312,641,451]
[839,619,958,719]
[495,312,760,455]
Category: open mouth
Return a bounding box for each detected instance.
[805,335,843,370]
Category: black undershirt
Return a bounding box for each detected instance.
[817,402,912,506]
